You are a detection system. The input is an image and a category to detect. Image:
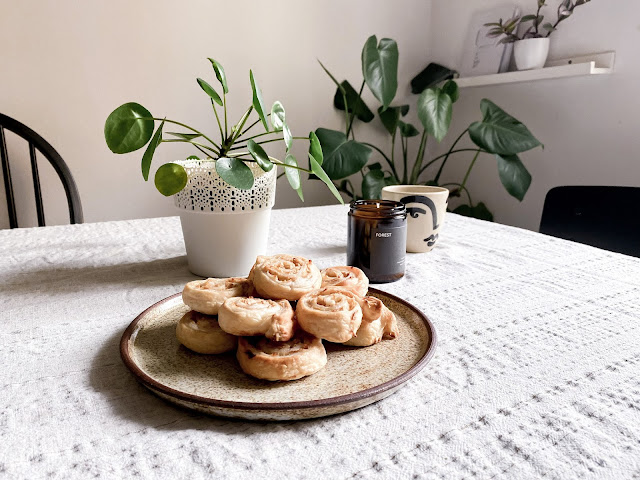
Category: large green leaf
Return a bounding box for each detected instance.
[309,153,343,204]
[333,80,374,123]
[361,35,398,110]
[250,70,269,131]
[378,104,409,135]
[496,154,531,201]
[208,58,228,94]
[469,99,542,155]
[141,119,164,181]
[196,78,223,106]
[314,128,371,180]
[442,80,459,103]
[417,87,452,142]
[271,101,285,131]
[216,157,254,190]
[362,169,385,199]
[154,163,187,196]
[453,202,494,221]
[283,153,303,201]
[410,63,457,94]
[309,131,323,165]
[104,102,154,154]
[247,139,273,172]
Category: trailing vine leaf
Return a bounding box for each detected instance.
[154,163,187,196]
[378,104,409,135]
[315,128,371,180]
[208,58,228,94]
[496,154,531,201]
[216,157,254,190]
[284,153,303,201]
[309,153,343,204]
[271,101,285,131]
[361,35,398,110]
[196,78,223,106]
[309,131,323,165]
[104,102,154,154]
[453,202,494,221]
[417,87,452,142]
[333,80,374,123]
[247,139,274,172]
[250,70,269,131]
[469,99,541,154]
[141,119,164,181]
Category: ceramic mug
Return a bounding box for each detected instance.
[381,185,449,253]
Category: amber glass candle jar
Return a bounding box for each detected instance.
[347,200,407,283]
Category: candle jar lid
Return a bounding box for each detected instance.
[349,199,407,219]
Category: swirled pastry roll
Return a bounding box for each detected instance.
[218,297,296,341]
[182,277,252,315]
[249,254,322,301]
[296,287,363,343]
[236,333,327,381]
[176,310,237,354]
[320,266,369,297]
[344,296,399,347]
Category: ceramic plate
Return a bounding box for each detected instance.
[120,288,437,421]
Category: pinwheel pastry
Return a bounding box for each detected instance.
[296,286,363,343]
[249,254,322,301]
[182,277,252,315]
[344,296,399,347]
[320,266,369,298]
[218,297,296,341]
[236,333,327,381]
[176,310,237,354]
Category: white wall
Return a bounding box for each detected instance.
[0,0,432,228]
[428,0,640,231]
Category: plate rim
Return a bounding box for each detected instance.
[120,287,437,412]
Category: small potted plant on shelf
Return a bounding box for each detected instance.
[314,35,541,221]
[485,0,592,71]
[104,58,341,277]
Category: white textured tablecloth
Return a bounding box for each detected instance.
[2,205,640,479]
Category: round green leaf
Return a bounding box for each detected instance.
[208,58,228,94]
[247,139,273,172]
[104,102,154,154]
[271,101,285,131]
[250,70,269,131]
[417,87,453,142]
[141,120,164,181]
[361,35,398,110]
[284,153,303,201]
[283,123,293,151]
[154,163,187,196]
[314,128,371,180]
[469,99,542,155]
[215,157,254,190]
[496,154,531,201]
[309,131,323,165]
[197,78,223,106]
[186,155,199,160]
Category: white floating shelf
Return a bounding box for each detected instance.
[456,51,615,88]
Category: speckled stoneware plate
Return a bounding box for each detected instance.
[120,288,436,421]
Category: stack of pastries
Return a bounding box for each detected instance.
[176,254,398,381]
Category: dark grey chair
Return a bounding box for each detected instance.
[539,186,640,257]
[0,113,83,228]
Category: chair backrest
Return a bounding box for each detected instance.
[539,186,640,257]
[0,113,83,228]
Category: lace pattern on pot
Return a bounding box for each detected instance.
[173,160,277,213]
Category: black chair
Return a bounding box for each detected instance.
[539,186,640,257]
[0,113,83,228]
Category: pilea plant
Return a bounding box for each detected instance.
[315,35,542,220]
[104,58,342,203]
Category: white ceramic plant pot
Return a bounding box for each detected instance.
[513,37,550,70]
[173,159,277,278]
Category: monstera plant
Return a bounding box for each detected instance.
[315,35,542,220]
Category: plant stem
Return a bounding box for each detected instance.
[161,139,219,155]
[361,142,399,181]
[229,136,308,151]
[237,113,272,139]
[268,156,312,173]
[410,130,428,184]
[150,117,221,150]
[460,149,481,190]
[223,92,228,141]
[434,128,469,184]
[222,106,253,155]
[277,172,286,179]
[440,182,473,205]
[401,135,408,184]
[418,149,484,178]
[211,100,224,142]
[239,130,281,142]
[391,132,397,179]
[346,79,365,138]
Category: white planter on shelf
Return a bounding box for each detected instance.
[513,37,550,71]
[173,159,277,278]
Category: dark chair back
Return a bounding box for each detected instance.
[0,113,83,228]
[540,186,640,257]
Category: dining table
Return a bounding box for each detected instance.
[2,204,640,480]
